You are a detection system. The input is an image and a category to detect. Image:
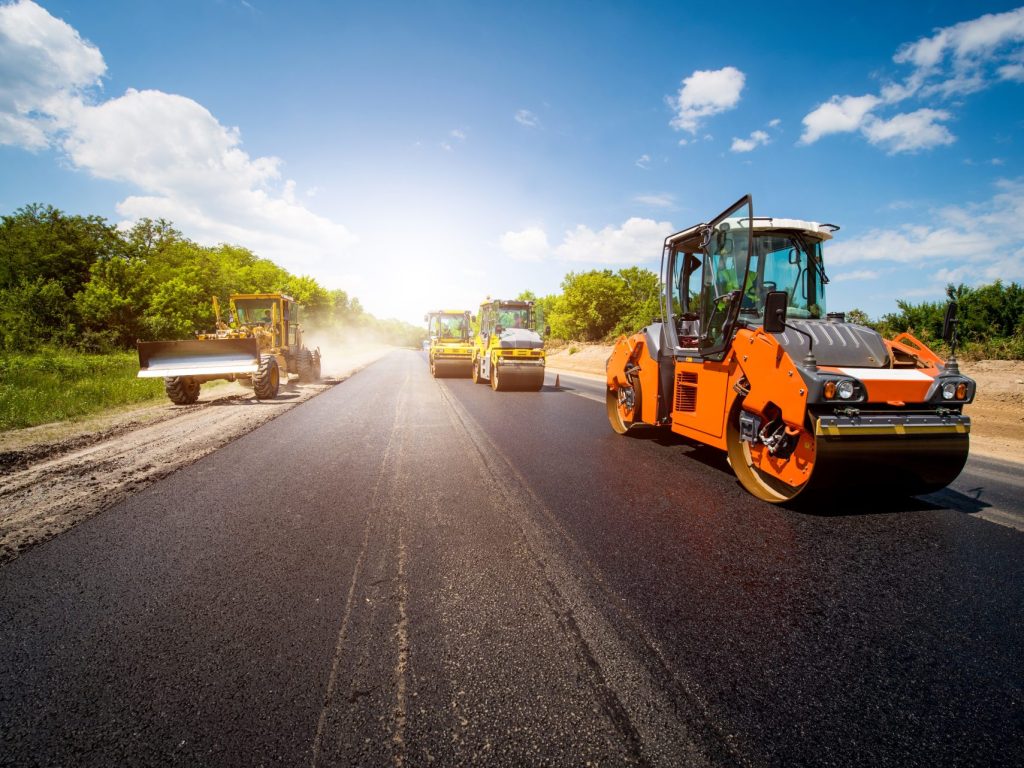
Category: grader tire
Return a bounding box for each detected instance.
[253,356,280,400]
[296,349,314,383]
[165,376,200,405]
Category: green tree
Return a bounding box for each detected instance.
[75,256,151,349]
[0,203,122,294]
[547,270,629,341]
[0,277,77,351]
[614,266,660,336]
[845,308,872,327]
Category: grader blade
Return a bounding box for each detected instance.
[137,338,260,378]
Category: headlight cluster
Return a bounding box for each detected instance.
[823,378,858,400]
[941,380,969,400]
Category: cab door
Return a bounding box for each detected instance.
[698,195,752,361]
[670,196,753,443]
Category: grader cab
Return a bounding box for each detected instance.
[606,195,974,503]
[138,293,321,405]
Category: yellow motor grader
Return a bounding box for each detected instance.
[472,299,547,391]
[137,293,321,404]
[606,195,974,503]
[425,309,474,377]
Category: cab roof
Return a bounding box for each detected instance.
[665,217,838,251]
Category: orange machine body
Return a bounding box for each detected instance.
[605,195,974,503]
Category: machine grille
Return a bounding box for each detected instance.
[675,371,698,412]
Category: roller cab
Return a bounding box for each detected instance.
[472,299,547,391]
[606,195,974,504]
[426,310,474,378]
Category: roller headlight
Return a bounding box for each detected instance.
[942,382,957,400]
[836,380,855,400]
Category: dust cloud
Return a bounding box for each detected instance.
[302,326,408,378]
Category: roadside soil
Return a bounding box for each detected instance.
[546,343,1024,464]
[0,344,392,566]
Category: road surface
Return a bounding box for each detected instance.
[1,350,1021,767]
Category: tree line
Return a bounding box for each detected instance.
[0,204,424,352]
[2,203,1020,359]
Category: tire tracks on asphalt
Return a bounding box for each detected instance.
[435,382,739,768]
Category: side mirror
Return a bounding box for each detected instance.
[942,301,958,341]
[544,325,551,337]
[763,291,789,333]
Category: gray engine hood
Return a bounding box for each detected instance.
[772,320,890,368]
[497,328,544,349]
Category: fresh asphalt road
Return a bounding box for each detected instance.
[1,350,1022,767]
[550,370,1024,533]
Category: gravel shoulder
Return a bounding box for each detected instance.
[0,345,392,566]
[546,343,1024,464]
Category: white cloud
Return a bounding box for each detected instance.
[893,7,1024,98]
[827,179,1024,286]
[669,66,745,134]
[831,269,880,282]
[497,217,674,264]
[514,109,539,128]
[635,153,650,169]
[450,128,466,141]
[556,217,673,264]
[0,1,355,275]
[998,62,1024,82]
[731,129,770,153]
[0,0,105,148]
[860,108,955,153]
[800,94,880,144]
[768,118,781,128]
[633,193,675,208]
[800,8,1024,152]
[499,226,550,262]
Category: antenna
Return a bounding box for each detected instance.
[942,301,960,374]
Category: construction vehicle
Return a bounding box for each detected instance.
[606,195,974,503]
[425,310,474,377]
[472,298,547,391]
[137,293,321,405]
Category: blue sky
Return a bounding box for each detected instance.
[1,0,1022,324]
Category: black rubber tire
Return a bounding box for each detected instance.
[296,348,314,383]
[607,377,641,434]
[253,355,280,400]
[472,356,487,384]
[164,376,200,405]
